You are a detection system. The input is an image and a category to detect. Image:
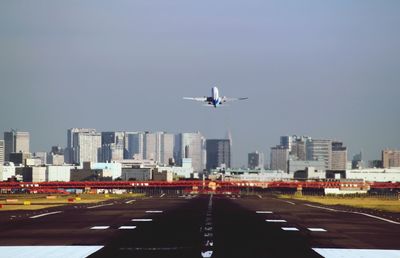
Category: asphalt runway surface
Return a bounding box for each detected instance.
[0,194,399,258]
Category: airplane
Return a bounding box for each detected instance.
[183,87,248,108]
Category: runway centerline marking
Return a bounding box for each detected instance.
[308,228,327,232]
[90,226,110,230]
[30,211,62,219]
[132,218,153,222]
[282,227,299,231]
[256,211,273,214]
[87,203,113,209]
[146,210,163,213]
[125,200,136,204]
[119,226,137,230]
[305,204,400,225]
[266,219,286,223]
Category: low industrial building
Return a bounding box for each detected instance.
[121,168,152,181]
[70,162,113,181]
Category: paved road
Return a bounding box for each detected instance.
[0,194,399,257]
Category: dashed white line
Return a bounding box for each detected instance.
[125,200,136,204]
[90,226,110,230]
[29,211,62,219]
[308,228,327,232]
[146,210,163,213]
[257,194,262,199]
[282,227,299,231]
[266,219,287,223]
[119,226,137,230]
[131,218,153,222]
[256,211,273,214]
[87,203,114,209]
[160,193,165,198]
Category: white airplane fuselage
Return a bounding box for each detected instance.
[211,87,221,108]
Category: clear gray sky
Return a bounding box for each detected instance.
[1,0,399,166]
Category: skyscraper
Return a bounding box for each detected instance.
[306,139,332,170]
[177,132,205,172]
[143,132,157,161]
[126,132,144,160]
[160,133,175,165]
[270,146,289,172]
[248,151,264,169]
[331,141,347,170]
[68,129,101,164]
[206,139,231,170]
[101,143,124,162]
[66,128,96,164]
[4,130,30,161]
[382,149,400,168]
[0,140,4,164]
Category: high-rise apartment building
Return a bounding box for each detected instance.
[4,130,30,161]
[306,139,332,170]
[382,149,400,168]
[270,146,289,172]
[206,139,231,170]
[331,141,347,170]
[248,151,264,169]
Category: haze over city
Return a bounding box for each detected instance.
[1,1,399,166]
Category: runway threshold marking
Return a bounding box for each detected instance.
[90,226,110,230]
[87,203,114,209]
[305,204,400,225]
[30,211,62,219]
[125,200,136,204]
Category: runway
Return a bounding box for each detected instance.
[0,194,399,257]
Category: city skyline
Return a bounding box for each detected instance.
[1,1,399,166]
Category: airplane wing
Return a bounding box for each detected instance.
[183,97,208,102]
[222,97,248,103]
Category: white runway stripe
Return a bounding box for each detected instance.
[0,246,103,258]
[266,219,286,223]
[119,226,137,230]
[125,200,136,204]
[146,210,163,213]
[256,211,273,214]
[308,228,327,232]
[131,218,153,222]
[87,203,113,209]
[90,226,110,230]
[281,227,299,231]
[313,248,400,258]
[30,211,62,219]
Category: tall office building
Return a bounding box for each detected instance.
[101,143,124,162]
[382,149,400,168]
[0,140,4,164]
[101,131,125,145]
[331,141,347,170]
[177,132,205,172]
[206,139,231,170]
[160,133,175,165]
[352,151,364,169]
[280,136,293,151]
[248,151,264,169]
[143,132,157,161]
[306,139,332,170]
[270,146,289,172]
[4,130,30,161]
[69,129,101,164]
[126,132,144,160]
[66,128,96,164]
[291,138,309,161]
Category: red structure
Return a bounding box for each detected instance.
[0,180,399,193]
